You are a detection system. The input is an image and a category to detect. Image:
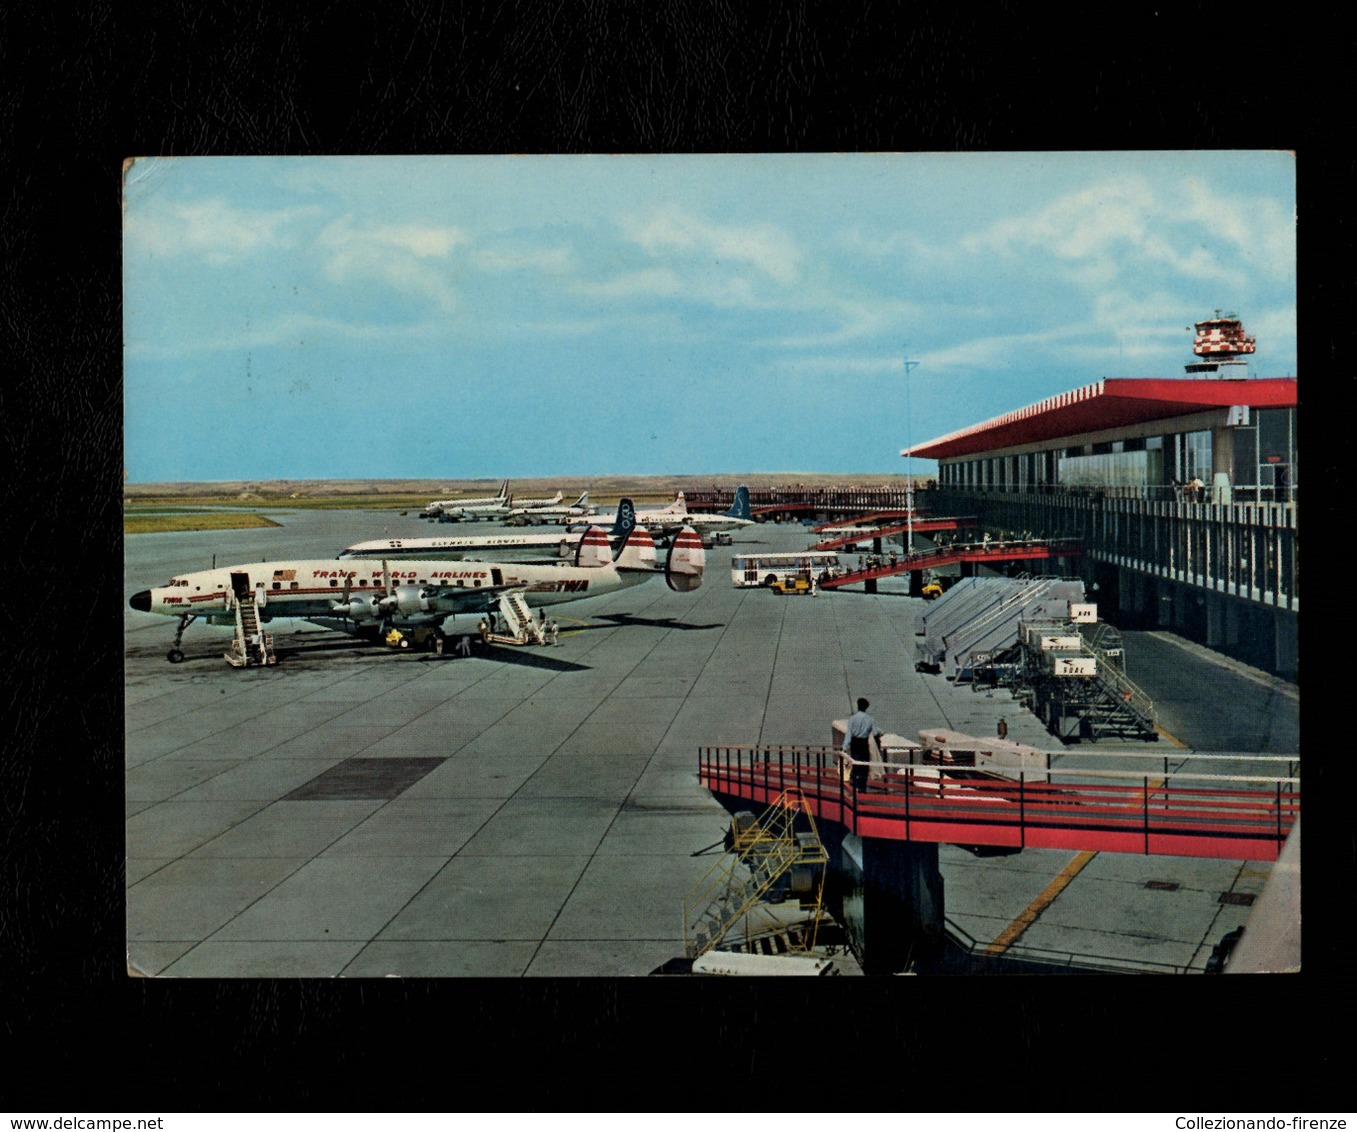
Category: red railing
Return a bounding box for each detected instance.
[697,746,1298,862]
[817,539,1083,587]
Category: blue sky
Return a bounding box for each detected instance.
[123,152,1295,483]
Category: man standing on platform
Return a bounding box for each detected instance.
[843,697,879,792]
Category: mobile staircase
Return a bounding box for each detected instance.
[682,790,828,960]
[224,588,276,668]
[482,591,547,646]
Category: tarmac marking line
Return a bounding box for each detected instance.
[985,768,1174,954]
[1155,724,1189,748]
[983,850,1097,955]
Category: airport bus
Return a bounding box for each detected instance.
[731,551,842,588]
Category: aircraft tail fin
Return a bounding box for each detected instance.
[661,491,687,514]
[574,491,589,509]
[665,526,705,592]
[726,484,752,521]
[574,525,615,568]
[610,498,636,540]
[615,524,657,569]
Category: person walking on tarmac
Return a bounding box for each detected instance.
[842,697,880,792]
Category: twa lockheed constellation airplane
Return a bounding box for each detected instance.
[129,517,705,664]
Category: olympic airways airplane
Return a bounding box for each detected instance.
[572,486,756,542]
[129,515,705,664]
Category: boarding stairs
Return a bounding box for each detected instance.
[225,589,276,668]
[682,790,827,959]
[483,591,547,646]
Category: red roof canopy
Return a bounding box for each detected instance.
[906,377,1298,460]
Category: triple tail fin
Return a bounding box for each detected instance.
[574,525,615,568]
[614,524,657,570]
[664,526,705,592]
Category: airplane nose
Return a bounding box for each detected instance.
[129,590,152,612]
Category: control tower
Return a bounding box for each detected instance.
[1184,311,1257,376]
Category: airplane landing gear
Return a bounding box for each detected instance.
[167,614,196,663]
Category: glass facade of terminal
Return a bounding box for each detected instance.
[938,409,1296,504]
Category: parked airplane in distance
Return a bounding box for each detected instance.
[419,480,510,520]
[576,485,756,543]
[508,489,564,510]
[129,511,705,664]
[341,499,636,560]
[505,491,598,526]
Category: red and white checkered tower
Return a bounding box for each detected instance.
[1186,311,1256,376]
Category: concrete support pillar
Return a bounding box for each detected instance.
[1274,610,1298,681]
[908,570,924,597]
[1206,593,1225,647]
[1224,599,1243,646]
[865,577,878,594]
[838,834,946,974]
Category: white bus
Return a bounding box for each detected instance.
[731,552,843,588]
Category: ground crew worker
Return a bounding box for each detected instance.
[842,698,879,792]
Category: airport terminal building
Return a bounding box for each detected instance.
[909,317,1299,679]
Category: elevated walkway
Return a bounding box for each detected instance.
[812,516,979,551]
[819,538,1083,590]
[697,744,1297,862]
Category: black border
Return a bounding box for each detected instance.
[5,0,1346,1108]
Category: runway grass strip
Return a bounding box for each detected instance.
[125,513,283,534]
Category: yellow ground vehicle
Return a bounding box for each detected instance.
[769,574,813,595]
[922,580,944,600]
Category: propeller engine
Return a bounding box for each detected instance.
[379,585,432,617]
[330,575,382,622]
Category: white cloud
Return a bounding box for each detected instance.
[776,354,912,376]
[473,245,574,273]
[918,323,1093,372]
[124,199,306,265]
[317,217,468,312]
[575,267,685,300]
[961,175,1290,289]
[124,311,440,360]
[622,206,802,285]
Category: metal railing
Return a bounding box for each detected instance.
[697,745,1298,860]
